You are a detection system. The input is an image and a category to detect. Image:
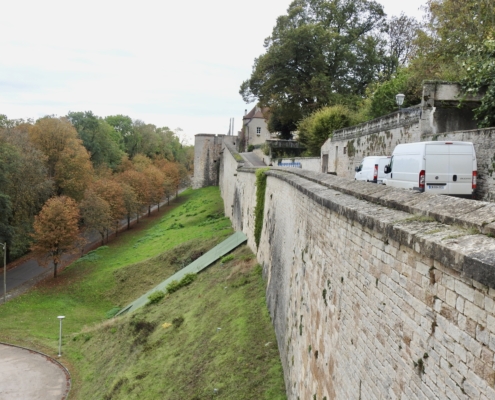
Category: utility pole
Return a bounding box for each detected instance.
[2,243,6,304]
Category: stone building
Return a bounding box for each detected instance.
[239,106,272,151]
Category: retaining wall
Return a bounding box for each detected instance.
[220,143,495,399]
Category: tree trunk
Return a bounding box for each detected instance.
[53,261,58,278]
[127,214,131,230]
[148,205,151,217]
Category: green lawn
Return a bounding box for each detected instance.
[0,187,286,399]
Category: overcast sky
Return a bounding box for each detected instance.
[1,0,426,144]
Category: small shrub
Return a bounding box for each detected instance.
[105,307,122,318]
[166,273,197,294]
[247,144,254,152]
[172,316,184,328]
[221,254,234,263]
[147,290,165,305]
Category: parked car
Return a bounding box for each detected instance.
[383,141,477,196]
[355,156,391,184]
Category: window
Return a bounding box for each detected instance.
[343,147,347,154]
[256,127,261,135]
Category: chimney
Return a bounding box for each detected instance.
[244,109,247,115]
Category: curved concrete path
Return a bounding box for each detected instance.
[0,344,70,399]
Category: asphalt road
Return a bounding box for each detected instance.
[240,152,266,167]
[0,194,181,301]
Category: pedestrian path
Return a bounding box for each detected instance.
[0,343,70,400]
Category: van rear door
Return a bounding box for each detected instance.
[425,143,474,195]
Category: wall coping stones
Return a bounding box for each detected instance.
[237,166,495,288]
[223,139,245,165]
[332,107,421,142]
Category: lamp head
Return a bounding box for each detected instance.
[395,93,405,106]
[57,316,65,320]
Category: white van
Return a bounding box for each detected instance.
[355,156,391,184]
[383,141,477,196]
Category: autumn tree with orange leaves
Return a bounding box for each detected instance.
[91,178,126,236]
[80,190,113,245]
[29,117,93,201]
[31,196,81,278]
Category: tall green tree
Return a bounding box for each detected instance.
[67,111,123,169]
[0,126,53,260]
[459,37,495,128]
[240,0,389,132]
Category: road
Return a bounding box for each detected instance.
[0,193,182,302]
[240,152,266,167]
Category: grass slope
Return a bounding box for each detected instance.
[0,187,286,399]
[72,246,285,399]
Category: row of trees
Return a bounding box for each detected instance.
[0,114,192,271]
[241,0,495,155]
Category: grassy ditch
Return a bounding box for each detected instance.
[70,245,285,399]
[0,186,286,398]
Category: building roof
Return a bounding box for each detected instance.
[243,106,269,120]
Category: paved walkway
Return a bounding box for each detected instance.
[0,344,70,399]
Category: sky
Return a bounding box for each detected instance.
[0,0,426,145]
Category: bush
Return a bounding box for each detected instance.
[172,316,184,328]
[297,105,354,156]
[105,307,121,318]
[247,144,254,152]
[166,273,197,294]
[147,290,165,305]
[367,68,420,119]
[221,254,234,263]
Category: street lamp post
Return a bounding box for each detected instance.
[1,243,6,304]
[396,93,405,112]
[57,316,65,357]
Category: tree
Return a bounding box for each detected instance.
[240,0,389,130]
[119,169,148,222]
[105,115,138,157]
[0,125,53,260]
[459,37,495,128]
[55,140,94,201]
[120,182,140,229]
[80,190,113,245]
[143,165,165,214]
[91,178,126,236]
[297,105,354,155]
[408,0,495,83]
[31,196,80,278]
[366,68,421,119]
[29,117,79,177]
[67,111,123,169]
[29,117,93,200]
[384,13,421,72]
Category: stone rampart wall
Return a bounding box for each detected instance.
[219,148,495,399]
[322,127,495,201]
[192,134,224,189]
